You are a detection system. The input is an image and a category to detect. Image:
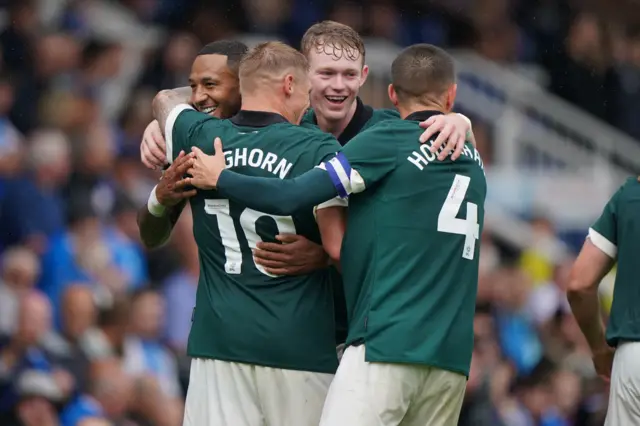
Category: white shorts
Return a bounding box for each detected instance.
[320,345,467,426]
[605,341,640,426]
[183,358,334,426]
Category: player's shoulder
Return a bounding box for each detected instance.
[177,109,230,136]
[372,108,401,121]
[283,123,340,146]
[363,116,418,134]
[193,115,233,138]
[622,176,640,190]
[177,105,218,122]
[280,126,340,173]
[614,176,640,201]
[361,108,400,130]
[265,122,341,163]
[299,109,318,129]
[347,119,417,151]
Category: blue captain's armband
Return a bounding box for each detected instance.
[320,152,366,197]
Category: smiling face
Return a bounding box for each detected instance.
[189,54,241,119]
[308,48,368,123]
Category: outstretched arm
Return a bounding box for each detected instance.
[217,168,339,216]
[181,138,348,216]
[185,133,395,217]
[183,138,348,215]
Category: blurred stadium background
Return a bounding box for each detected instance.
[0,0,637,424]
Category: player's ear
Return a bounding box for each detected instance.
[284,74,295,97]
[445,84,457,112]
[360,64,369,87]
[388,84,399,107]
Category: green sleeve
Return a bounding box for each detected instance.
[589,183,624,259]
[326,127,397,195]
[217,168,339,215]
[164,104,217,163]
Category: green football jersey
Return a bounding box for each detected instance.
[166,105,343,373]
[326,110,487,377]
[300,97,400,145]
[589,177,640,347]
[300,97,400,344]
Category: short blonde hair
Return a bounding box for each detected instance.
[239,41,309,94]
[301,21,365,63]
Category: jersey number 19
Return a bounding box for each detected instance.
[204,199,296,277]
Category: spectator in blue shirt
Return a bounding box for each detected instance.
[39,195,127,328]
[0,130,70,255]
[105,192,148,291]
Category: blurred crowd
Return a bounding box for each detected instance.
[0,0,631,425]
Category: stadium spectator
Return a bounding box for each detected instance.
[0,247,40,335]
[0,130,70,254]
[42,285,96,395]
[123,289,181,399]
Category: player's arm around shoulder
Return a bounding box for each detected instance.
[152,90,217,164]
[198,132,340,216]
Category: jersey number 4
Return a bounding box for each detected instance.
[437,174,480,260]
[204,199,296,277]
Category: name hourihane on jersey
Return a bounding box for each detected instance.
[184,44,486,426]
[407,138,484,171]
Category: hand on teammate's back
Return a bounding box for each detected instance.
[157,151,197,206]
[418,113,471,161]
[141,119,167,169]
[184,137,227,190]
[254,234,329,275]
